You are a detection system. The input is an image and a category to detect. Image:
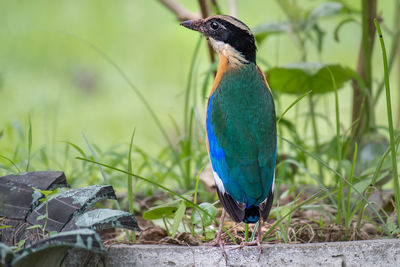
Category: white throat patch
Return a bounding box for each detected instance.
[208,37,248,66]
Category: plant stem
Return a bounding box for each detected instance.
[398,40,400,129]
[250,221,258,241]
[398,48,400,129]
[244,223,249,242]
[350,0,376,144]
[397,0,400,129]
[198,0,215,65]
[346,144,357,228]
[329,67,343,225]
[128,129,136,243]
[26,118,32,172]
[308,95,324,183]
[43,196,48,236]
[183,37,201,131]
[185,109,194,189]
[78,157,238,244]
[374,19,400,227]
[262,191,327,241]
[62,32,188,182]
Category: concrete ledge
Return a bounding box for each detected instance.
[65,239,400,266]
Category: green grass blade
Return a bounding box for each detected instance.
[244,223,249,242]
[26,118,32,172]
[308,95,324,183]
[277,90,311,125]
[128,128,136,243]
[184,36,202,130]
[346,143,357,228]
[0,155,21,173]
[191,165,205,237]
[201,62,218,103]
[250,221,258,241]
[128,129,136,213]
[171,201,186,237]
[328,67,343,225]
[62,141,86,157]
[373,0,400,106]
[280,135,385,224]
[76,156,237,244]
[82,132,123,212]
[184,108,194,188]
[193,165,205,205]
[59,31,187,179]
[262,191,327,240]
[82,132,110,185]
[374,19,400,226]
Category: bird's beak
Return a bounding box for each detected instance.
[180,19,205,33]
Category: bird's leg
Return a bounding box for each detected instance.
[211,209,228,261]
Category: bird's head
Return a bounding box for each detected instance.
[180,15,256,65]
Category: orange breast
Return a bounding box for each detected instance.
[205,54,230,158]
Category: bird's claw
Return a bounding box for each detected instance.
[210,237,228,263]
[234,240,262,261]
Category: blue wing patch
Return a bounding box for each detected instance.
[206,94,228,187]
[207,94,243,201]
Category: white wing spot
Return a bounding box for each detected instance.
[212,171,226,194]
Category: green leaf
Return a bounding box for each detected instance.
[142,205,177,220]
[191,202,217,227]
[62,141,86,157]
[276,0,303,21]
[0,225,12,230]
[36,215,47,221]
[267,62,352,95]
[32,187,56,197]
[40,147,49,168]
[17,239,26,248]
[311,24,325,53]
[253,21,290,44]
[307,2,343,26]
[48,231,58,237]
[353,171,390,193]
[334,17,359,42]
[27,224,42,230]
[171,201,186,237]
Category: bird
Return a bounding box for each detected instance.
[181,15,277,255]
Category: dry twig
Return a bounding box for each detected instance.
[158,0,200,21]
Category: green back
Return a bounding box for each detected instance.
[210,63,276,205]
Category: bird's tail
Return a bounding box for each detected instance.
[243,205,259,223]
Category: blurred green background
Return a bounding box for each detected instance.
[0,0,398,180]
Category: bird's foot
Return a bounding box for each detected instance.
[234,240,262,261]
[210,237,228,263]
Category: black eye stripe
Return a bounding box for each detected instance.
[210,18,251,37]
[204,16,257,63]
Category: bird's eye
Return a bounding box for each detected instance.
[210,21,219,30]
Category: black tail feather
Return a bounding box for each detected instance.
[260,189,274,221]
[216,187,245,223]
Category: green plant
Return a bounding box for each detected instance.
[127,129,136,243]
[1,0,400,246]
[29,187,58,237]
[374,18,400,228]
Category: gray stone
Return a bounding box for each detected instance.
[27,185,116,232]
[65,239,400,267]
